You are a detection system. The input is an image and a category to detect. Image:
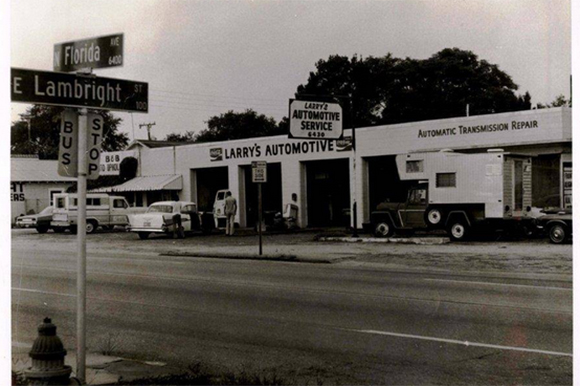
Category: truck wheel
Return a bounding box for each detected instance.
[36,226,49,234]
[426,208,443,226]
[548,224,567,244]
[138,232,149,240]
[374,221,394,238]
[448,221,470,241]
[86,221,97,234]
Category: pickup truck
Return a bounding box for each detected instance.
[51,193,146,234]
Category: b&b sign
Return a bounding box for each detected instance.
[58,110,104,179]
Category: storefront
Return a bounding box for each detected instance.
[10,155,75,223]
[103,107,571,229]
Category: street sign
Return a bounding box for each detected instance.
[87,114,104,180]
[54,33,124,72]
[11,67,148,113]
[58,110,79,177]
[289,99,343,140]
[252,161,267,183]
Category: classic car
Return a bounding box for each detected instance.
[128,201,214,240]
[535,208,572,244]
[16,206,60,233]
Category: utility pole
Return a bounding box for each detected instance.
[139,122,156,140]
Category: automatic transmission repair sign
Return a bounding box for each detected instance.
[289,99,343,140]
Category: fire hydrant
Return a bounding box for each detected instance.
[25,318,75,385]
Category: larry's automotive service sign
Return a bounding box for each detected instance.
[289,99,343,140]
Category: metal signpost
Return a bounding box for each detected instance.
[10,33,147,383]
[252,161,267,255]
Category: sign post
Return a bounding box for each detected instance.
[252,161,267,256]
[11,34,147,383]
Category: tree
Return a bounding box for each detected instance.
[164,131,196,142]
[296,48,532,127]
[11,105,128,159]
[536,94,571,109]
[193,109,285,143]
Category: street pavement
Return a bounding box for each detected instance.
[10,228,573,385]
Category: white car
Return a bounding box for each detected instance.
[129,201,213,240]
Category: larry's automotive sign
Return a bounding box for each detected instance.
[289,99,343,140]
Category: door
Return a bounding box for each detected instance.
[402,187,428,228]
[514,160,524,211]
[111,198,130,225]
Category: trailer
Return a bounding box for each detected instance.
[369,150,534,241]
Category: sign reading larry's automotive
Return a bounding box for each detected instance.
[289,99,343,140]
[11,68,148,112]
[54,33,124,72]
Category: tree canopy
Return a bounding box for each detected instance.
[296,48,532,127]
[164,109,286,143]
[11,105,128,159]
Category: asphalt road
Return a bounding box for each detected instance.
[11,230,573,385]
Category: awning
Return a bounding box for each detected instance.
[91,175,182,193]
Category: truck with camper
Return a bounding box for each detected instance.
[369,150,534,241]
[51,193,145,234]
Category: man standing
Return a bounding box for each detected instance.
[224,191,237,236]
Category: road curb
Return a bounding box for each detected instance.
[318,236,450,245]
[161,251,338,264]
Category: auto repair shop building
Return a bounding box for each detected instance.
[100,107,572,229]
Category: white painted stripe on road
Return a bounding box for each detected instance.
[424,278,572,291]
[350,329,572,357]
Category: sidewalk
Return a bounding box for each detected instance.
[12,342,181,385]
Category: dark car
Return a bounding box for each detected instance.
[535,209,572,244]
[16,206,58,234]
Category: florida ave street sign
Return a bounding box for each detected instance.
[289,99,343,140]
[54,33,124,72]
[11,68,148,113]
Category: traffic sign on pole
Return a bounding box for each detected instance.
[58,109,79,177]
[11,67,148,113]
[86,114,104,180]
[252,161,267,183]
[54,33,124,72]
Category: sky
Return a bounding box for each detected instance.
[7,0,572,142]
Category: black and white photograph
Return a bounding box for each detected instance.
[4,0,575,384]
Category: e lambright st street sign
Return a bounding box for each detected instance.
[54,33,124,72]
[289,99,343,140]
[11,67,148,113]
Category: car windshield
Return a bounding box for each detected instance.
[39,206,53,215]
[147,205,174,214]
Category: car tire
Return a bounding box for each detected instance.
[36,226,49,234]
[138,232,149,240]
[374,221,394,238]
[448,221,470,242]
[548,224,568,244]
[86,221,97,234]
[426,208,443,227]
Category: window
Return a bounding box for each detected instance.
[49,189,64,206]
[147,205,174,214]
[113,199,128,209]
[87,198,102,206]
[436,173,456,188]
[56,198,66,208]
[408,189,427,205]
[181,204,196,213]
[406,160,424,173]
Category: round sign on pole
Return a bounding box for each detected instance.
[288,99,343,140]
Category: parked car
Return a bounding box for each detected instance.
[129,201,214,240]
[16,206,60,234]
[535,209,572,244]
